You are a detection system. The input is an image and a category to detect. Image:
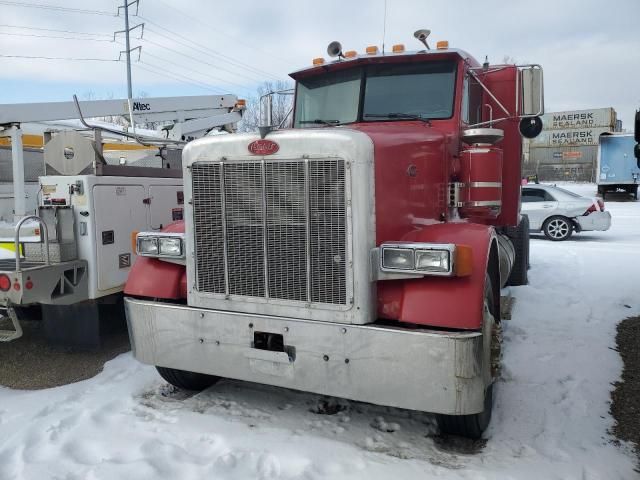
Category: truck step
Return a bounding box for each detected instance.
[0,307,23,342]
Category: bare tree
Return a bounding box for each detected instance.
[239,80,294,132]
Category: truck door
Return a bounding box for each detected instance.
[93,184,146,292]
[148,184,183,230]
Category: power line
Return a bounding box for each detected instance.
[138,16,283,81]
[141,36,265,84]
[0,24,113,37]
[0,54,118,61]
[135,61,230,94]
[113,38,252,94]
[139,49,252,94]
[0,31,114,42]
[0,1,117,16]
[152,0,295,68]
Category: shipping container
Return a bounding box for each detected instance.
[523,145,597,182]
[528,126,613,148]
[540,107,616,131]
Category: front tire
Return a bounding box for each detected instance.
[506,214,530,286]
[436,273,496,439]
[156,366,220,391]
[543,216,573,241]
[436,383,494,439]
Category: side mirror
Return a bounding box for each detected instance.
[520,65,544,116]
[519,116,543,139]
[635,111,640,167]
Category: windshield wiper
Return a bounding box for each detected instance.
[364,113,432,125]
[299,119,341,126]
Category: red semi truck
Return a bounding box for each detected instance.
[124,31,543,438]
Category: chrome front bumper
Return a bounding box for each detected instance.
[575,211,612,232]
[125,297,489,415]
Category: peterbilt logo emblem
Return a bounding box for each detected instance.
[248,139,279,155]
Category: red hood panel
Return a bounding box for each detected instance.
[348,122,450,244]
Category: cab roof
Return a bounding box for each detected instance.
[289,48,478,80]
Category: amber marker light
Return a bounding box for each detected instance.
[131,231,139,253]
[365,45,379,55]
[392,44,405,53]
[312,57,325,65]
[436,40,449,50]
[343,50,357,58]
[454,245,473,277]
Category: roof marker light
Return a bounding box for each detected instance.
[343,50,357,58]
[436,40,449,50]
[365,45,379,55]
[392,44,405,53]
[312,57,325,65]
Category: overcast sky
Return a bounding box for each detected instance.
[0,0,638,128]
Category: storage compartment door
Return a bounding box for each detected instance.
[148,184,184,229]
[93,184,146,292]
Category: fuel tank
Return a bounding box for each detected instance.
[458,145,503,220]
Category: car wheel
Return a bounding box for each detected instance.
[543,216,573,241]
[156,366,220,391]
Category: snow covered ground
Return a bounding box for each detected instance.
[0,183,638,479]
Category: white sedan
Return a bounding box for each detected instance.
[521,184,612,241]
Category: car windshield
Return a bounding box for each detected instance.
[293,60,457,127]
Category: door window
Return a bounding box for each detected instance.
[522,188,555,203]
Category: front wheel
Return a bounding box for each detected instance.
[543,216,573,241]
[436,273,496,438]
[436,383,494,439]
[156,366,220,391]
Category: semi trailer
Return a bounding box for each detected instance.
[124,31,544,438]
[597,133,640,199]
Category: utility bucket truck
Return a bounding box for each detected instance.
[0,95,244,345]
[124,31,544,438]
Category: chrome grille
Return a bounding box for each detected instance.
[191,159,347,305]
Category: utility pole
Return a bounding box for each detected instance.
[114,0,144,131]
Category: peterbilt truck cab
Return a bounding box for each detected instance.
[124,32,543,439]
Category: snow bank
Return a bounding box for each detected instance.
[0,184,637,479]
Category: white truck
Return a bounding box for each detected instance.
[0,95,244,345]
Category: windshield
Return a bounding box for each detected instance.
[293,60,457,127]
[293,68,361,128]
[363,61,456,120]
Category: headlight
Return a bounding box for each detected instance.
[382,248,415,270]
[159,237,182,256]
[379,243,458,276]
[137,236,159,255]
[415,250,450,272]
[136,233,184,259]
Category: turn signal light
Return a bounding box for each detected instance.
[436,40,449,50]
[454,245,473,277]
[392,44,405,53]
[312,57,325,65]
[365,45,379,55]
[131,230,139,252]
[235,99,246,107]
[343,50,357,58]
